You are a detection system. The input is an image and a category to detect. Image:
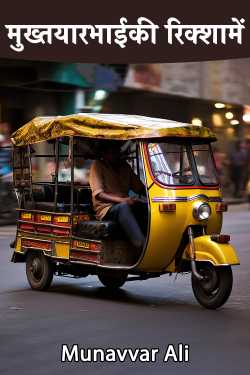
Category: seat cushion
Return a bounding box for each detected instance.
[76,220,123,239]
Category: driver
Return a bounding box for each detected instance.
[89,141,147,252]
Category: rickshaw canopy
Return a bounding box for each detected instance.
[11,113,216,147]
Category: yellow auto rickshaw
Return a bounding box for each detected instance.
[10,113,239,309]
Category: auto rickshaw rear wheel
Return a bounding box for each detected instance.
[26,252,54,291]
[98,271,128,289]
[191,263,233,309]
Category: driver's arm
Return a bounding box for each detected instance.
[97,192,133,204]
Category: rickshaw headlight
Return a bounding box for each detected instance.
[193,202,211,221]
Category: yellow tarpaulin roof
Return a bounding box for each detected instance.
[11,113,215,146]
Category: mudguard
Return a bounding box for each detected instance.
[183,235,240,266]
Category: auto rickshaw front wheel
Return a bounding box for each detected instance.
[191,263,233,309]
[26,252,54,291]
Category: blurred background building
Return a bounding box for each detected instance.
[122,60,250,149]
[1,58,250,201]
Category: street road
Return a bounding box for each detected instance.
[0,205,249,375]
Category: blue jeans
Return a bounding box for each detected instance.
[104,202,147,249]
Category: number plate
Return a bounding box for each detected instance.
[76,241,90,249]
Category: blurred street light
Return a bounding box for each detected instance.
[212,113,223,127]
[192,118,202,126]
[243,106,250,123]
[230,119,239,125]
[215,103,226,109]
[243,113,250,123]
[225,112,234,120]
[94,90,108,101]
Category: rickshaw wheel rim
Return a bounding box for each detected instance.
[198,264,219,295]
[30,257,44,281]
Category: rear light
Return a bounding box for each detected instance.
[159,203,176,212]
[211,234,230,244]
[216,203,228,212]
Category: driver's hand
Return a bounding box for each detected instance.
[122,197,137,205]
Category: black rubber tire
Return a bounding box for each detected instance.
[192,263,233,309]
[98,271,127,289]
[26,252,54,291]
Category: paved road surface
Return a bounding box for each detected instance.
[0,205,249,375]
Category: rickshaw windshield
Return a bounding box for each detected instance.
[192,144,218,185]
[147,142,218,186]
[147,143,194,186]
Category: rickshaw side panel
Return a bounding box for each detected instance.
[12,208,138,267]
